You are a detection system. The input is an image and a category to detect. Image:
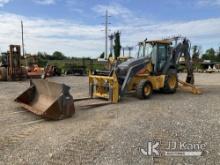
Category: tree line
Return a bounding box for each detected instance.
[192,46,220,63]
[34,51,92,67]
[29,46,220,63]
[37,51,74,60]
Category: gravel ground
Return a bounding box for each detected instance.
[0,73,220,165]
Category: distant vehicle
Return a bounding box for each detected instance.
[65,65,87,76]
[45,65,62,77]
[27,64,44,78]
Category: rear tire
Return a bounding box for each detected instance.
[136,80,153,99]
[0,67,7,81]
[162,69,178,94]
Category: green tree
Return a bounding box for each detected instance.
[37,52,52,60]
[113,31,121,59]
[202,48,216,61]
[36,52,48,66]
[99,52,105,58]
[216,47,220,62]
[52,51,66,60]
[192,45,200,63]
[37,57,47,67]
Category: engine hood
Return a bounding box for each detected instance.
[117,56,150,76]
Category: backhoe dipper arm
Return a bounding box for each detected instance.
[173,39,194,84]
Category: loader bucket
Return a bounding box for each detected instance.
[15,79,75,120]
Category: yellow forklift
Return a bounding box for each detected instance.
[0,45,26,81]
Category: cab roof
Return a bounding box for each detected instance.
[144,40,172,45]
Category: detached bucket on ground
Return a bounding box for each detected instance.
[15,79,75,120]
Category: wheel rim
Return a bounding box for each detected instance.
[168,75,177,89]
[144,85,151,96]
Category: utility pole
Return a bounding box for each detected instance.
[104,10,109,59]
[21,20,25,57]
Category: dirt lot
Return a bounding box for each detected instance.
[0,73,220,165]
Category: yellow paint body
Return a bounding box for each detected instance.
[89,63,166,103]
[89,71,119,103]
[128,74,165,91]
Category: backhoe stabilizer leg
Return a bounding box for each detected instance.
[178,79,202,94]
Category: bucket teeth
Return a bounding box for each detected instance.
[15,79,75,120]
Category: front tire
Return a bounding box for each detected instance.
[136,80,153,99]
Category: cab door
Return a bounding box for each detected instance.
[157,44,168,72]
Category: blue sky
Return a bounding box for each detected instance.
[0,0,219,57]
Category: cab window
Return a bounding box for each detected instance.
[158,45,167,71]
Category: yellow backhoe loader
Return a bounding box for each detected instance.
[89,38,201,103]
[15,37,201,120]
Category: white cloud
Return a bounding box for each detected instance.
[0,12,219,57]
[0,13,104,57]
[34,0,56,5]
[198,0,220,6]
[0,0,10,7]
[92,3,153,26]
[92,3,132,16]
[117,18,220,51]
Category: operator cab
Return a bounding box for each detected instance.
[137,40,172,74]
[0,53,8,67]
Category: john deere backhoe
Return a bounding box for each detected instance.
[89,38,199,103]
[15,37,200,120]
